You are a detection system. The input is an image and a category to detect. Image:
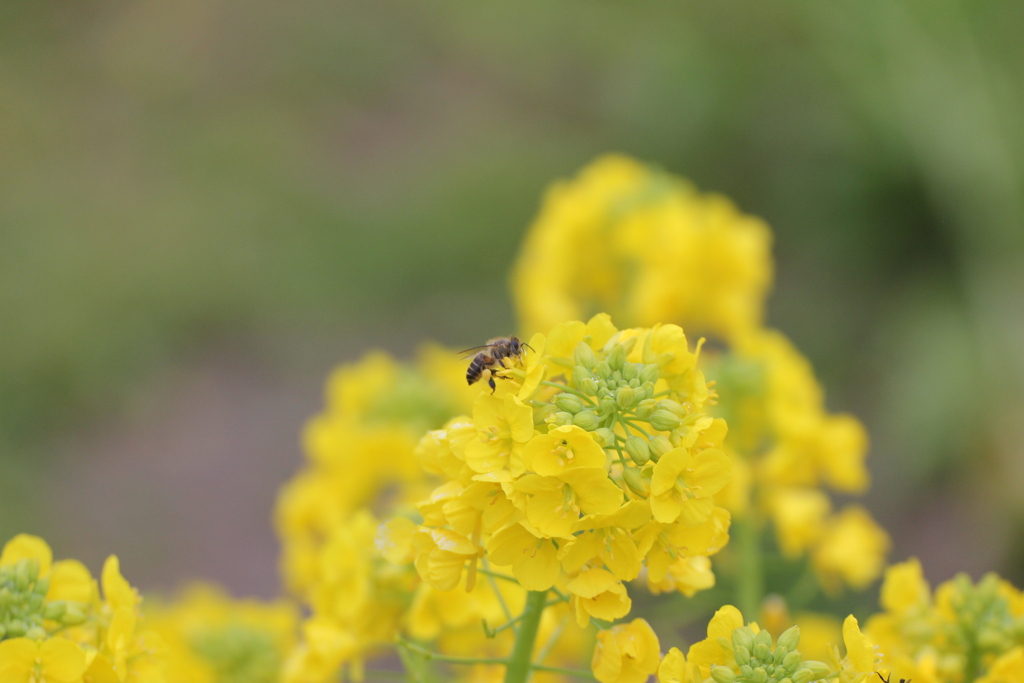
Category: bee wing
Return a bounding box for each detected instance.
[457,345,493,357]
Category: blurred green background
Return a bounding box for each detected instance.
[2,0,1023,597]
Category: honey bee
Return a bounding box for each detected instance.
[877,672,910,683]
[461,336,533,392]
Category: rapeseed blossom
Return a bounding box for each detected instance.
[9,153,1024,683]
[381,316,732,627]
[145,584,297,683]
[512,155,773,343]
[0,534,164,683]
[513,156,889,611]
[866,559,1024,683]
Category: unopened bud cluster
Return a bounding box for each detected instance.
[547,337,705,498]
[945,574,1024,660]
[0,558,86,640]
[711,626,830,683]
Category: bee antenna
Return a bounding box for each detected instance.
[876,673,889,683]
[522,343,535,352]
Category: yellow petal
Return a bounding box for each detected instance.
[101,555,137,611]
[39,638,88,683]
[47,559,94,604]
[0,638,38,682]
[688,449,731,496]
[0,534,53,575]
[842,615,875,673]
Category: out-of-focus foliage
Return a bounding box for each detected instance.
[2,0,1023,583]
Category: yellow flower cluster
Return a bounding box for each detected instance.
[381,315,732,632]
[145,584,297,683]
[274,348,479,682]
[710,330,890,594]
[512,155,889,600]
[0,534,163,683]
[589,607,880,683]
[513,155,773,343]
[866,559,1024,683]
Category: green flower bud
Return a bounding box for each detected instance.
[594,361,612,379]
[607,344,626,371]
[733,626,756,652]
[779,678,793,683]
[555,394,584,414]
[581,378,600,395]
[639,363,660,383]
[6,620,26,638]
[43,601,67,620]
[751,667,768,683]
[622,467,648,497]
[777,626,801,653]
[611,370,623,383]
[553,411,574,427]
[734,645,752,667]
[33,576,49,596]
[711,666,737,683]
[753,629,772,648]
[574,342,598,370]
[15,561,33,591]
[794,661,830,683]
[624,436,650,465]
[649,435,673,460]
[533,404,557,425]
[61,603,87,626]
[650,409,681,432]
[634,399,657,419]
[622,363,639,381]
[615,386,636,408]
[781,652,801,672]
[753,643,771,662]
[26,625,45,640]
[594,428,616,448]
[573,366,594,385]
[658,399,686,417]
[573,411,600,431]
[600,396,617,414]
[740,665,754,679]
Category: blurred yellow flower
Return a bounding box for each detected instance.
[512,155,773,342]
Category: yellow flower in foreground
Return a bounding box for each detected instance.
[978,647,1024,683]
[657,647,700,683]
[650,447,730,524]
[0,638,86,683]
[568,568,632,627]
[687,605,746,670]
[592,619,661,683]
[828,615,881,683]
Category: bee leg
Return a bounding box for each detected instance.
[488,376,497,393]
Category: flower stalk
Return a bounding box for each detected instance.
[504,590,549,683]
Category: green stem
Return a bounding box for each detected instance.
[397,636,506,666]
[483,560,516,629]
[736,516,764,621]
[530,664,596,679]
[504,590,548,683]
